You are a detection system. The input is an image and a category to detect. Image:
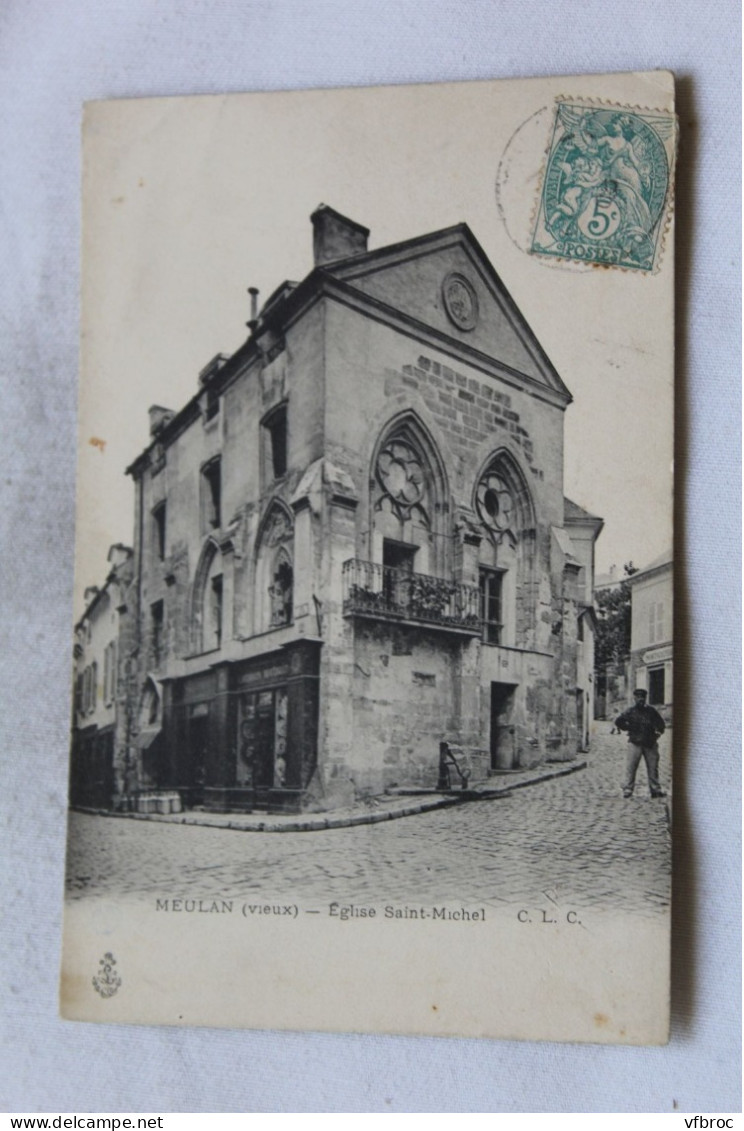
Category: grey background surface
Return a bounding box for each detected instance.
[0,0,740,1114]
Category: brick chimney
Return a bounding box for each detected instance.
[148,405,175,437]
[311,204,369,266]
[107,543,133,570]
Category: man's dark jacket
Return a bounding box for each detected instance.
[615,703,666,746]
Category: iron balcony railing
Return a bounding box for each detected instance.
[342,559,481,633]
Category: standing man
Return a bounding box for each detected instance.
[615,688,666,799]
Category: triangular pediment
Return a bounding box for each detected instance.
[325,224,570,400]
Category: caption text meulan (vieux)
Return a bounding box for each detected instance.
[154,899,584,924]
[154,898,488,922]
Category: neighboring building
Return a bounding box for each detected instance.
[627,550,673,722]
[92,205,602,815]
[593,566,631,720]
[70,545,133,808]
[563,499,604,750]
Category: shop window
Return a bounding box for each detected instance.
[237,687,288,792]
[201,457,222,531]
[479,568,504,645]
[263,404,288,481]
[151,600,165,667]
[152,502,166,561]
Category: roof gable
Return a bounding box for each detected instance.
[326,224,570,401]
[564,497,604,524]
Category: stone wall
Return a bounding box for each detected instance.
[122,242,588,809]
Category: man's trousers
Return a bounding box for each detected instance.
[623,742,662,797]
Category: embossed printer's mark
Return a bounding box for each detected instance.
[92,952,121,998]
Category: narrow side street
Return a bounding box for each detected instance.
[66,723,671,916]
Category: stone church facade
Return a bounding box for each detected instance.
[83,205,602,814]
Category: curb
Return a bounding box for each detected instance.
[72,760,587,833]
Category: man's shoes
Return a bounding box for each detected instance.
[651,791,667,799]
[623,789,633,799]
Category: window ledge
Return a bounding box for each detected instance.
[182,645,222,662]
[237,623,294,644]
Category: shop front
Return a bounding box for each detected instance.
[163,638,321,813]
[70,724,116,809]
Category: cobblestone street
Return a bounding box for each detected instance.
[66,723,671,917]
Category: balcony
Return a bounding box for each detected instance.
[342,559,481,635]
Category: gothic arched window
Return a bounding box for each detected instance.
[192,539,224,653]
[370,415,448,579]
[269,549,294,627]
[474,450,536,647]
[255,501,294,633]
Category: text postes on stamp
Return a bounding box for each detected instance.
[531,101,677,272]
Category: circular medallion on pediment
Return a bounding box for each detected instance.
[442,272,479,331]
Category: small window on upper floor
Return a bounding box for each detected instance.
[151,600,165,668]
[208,574,223,650]
[201,457,222,531]
[88,661,98,714]
[103,640,117,704]
[152,502,166,561]
[205,385,220,422]
[263,404,287,481]
[648,600,665,644]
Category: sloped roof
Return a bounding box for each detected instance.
[564,497,603,523]
[627,549,673,582]
[128,213,572,475]
[324,221,572,404]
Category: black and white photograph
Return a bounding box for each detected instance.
[2,0,741,1116]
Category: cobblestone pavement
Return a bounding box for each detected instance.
[66,723,671,917]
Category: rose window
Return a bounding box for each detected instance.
[377,440,426,510]
[476,472,515,534]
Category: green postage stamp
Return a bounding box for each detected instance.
[531,101,677,272]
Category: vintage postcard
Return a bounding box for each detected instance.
[61,71,676,1043]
